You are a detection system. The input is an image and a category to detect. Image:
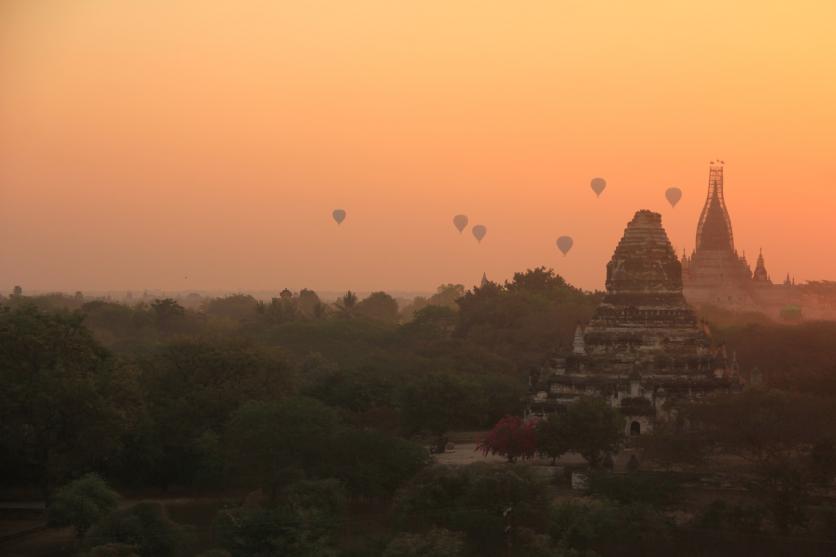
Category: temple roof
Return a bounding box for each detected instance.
[604,210,683,299]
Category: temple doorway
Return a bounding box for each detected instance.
[630,421,641,436]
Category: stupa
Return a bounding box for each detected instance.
[529,210,739,435]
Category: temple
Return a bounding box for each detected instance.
[679,161,836,318]
[681,162,759,307]
[529,210,739,435]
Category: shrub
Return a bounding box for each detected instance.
[586,471,681,508]
[83,502,183,557]
[393,463,549,553]
[214,507,336,557]
[696,500,765,533]
[328,428,431,498]
[383,528,466,557]
[548,499,672,556]
[83,544,140,557]
[477,416,538,463]
[48,473,120,537]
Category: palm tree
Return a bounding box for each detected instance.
[336,290,358,317]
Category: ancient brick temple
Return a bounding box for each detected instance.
[529,210,739,435]
[679,161,836,320]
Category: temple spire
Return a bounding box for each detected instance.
[696,161,735,253]
[573,324,586,355]
[752,248,771,284]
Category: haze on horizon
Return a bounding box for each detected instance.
[2,0,835,294]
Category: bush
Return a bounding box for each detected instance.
[477,416,538,463]
[548,499,672,556]
[214,507,336,557]
[196,551,231,557]
[328,428,430,498]
[393,463,549,553]
[283,479,348,538]
[214,478,347,557]
[696,500,765,533]
[83,544,140,557]
[83,502,183,557]
[383,528,466,557]
[223,398,341,499]
[48,473,120,537]
[586,471,681,508]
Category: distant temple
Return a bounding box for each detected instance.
[529,210,739,435]
[679,162,834,318]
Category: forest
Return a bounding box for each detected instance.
[3,268,836,556]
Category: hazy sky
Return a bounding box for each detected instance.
[2,0,835,294]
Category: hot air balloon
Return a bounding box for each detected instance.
[556,236,574,256]
[590,177,607,197]
[332,209,346,224]
[472,225,487,243]
[453,214,469,233]
[665,188,682,208]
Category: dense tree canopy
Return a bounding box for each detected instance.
[0,305,139,494]
[456,268,600,372]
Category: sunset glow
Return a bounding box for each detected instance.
[2,0,835,293]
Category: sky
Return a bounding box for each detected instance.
[2,0,835,294]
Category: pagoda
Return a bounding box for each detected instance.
[681,162,755,307]
[529,210,739,435]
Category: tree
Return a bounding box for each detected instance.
[223,398,340,500]
[83,502,182,557]
[81,301,148,345]
[536,414,569,465]
[665,390,836,533]
[150,298,186,333]
[0,305,139,495]
[561,397,624,468]
[401,305,457,340]
[383,528,465,557]
[356,291,400,324]
[297,289,324,319]
[125,337,291,488]
[548,499,672,556]
[203,294,260,322]
[327,428,430,498]
[215,479,345,557]
[303,366,396,414]
[48,474,120,537]
[336,291,358,317]
[283,479,348,527]
[400,373,468,448]
[393,463,550,554]
[586,471,681,508]
[427,284,465,309]
[506,268,571,293]
[215,506,337,557]
[455,268,600,373]
[478,416,538,463]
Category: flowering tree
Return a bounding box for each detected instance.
[477,415,538,462]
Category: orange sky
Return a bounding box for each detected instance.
[2,0,835,294]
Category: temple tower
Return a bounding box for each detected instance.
[696,162,735,253]
[752,249,772,284]
[682,162,755,308]
[529,210,739,429]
